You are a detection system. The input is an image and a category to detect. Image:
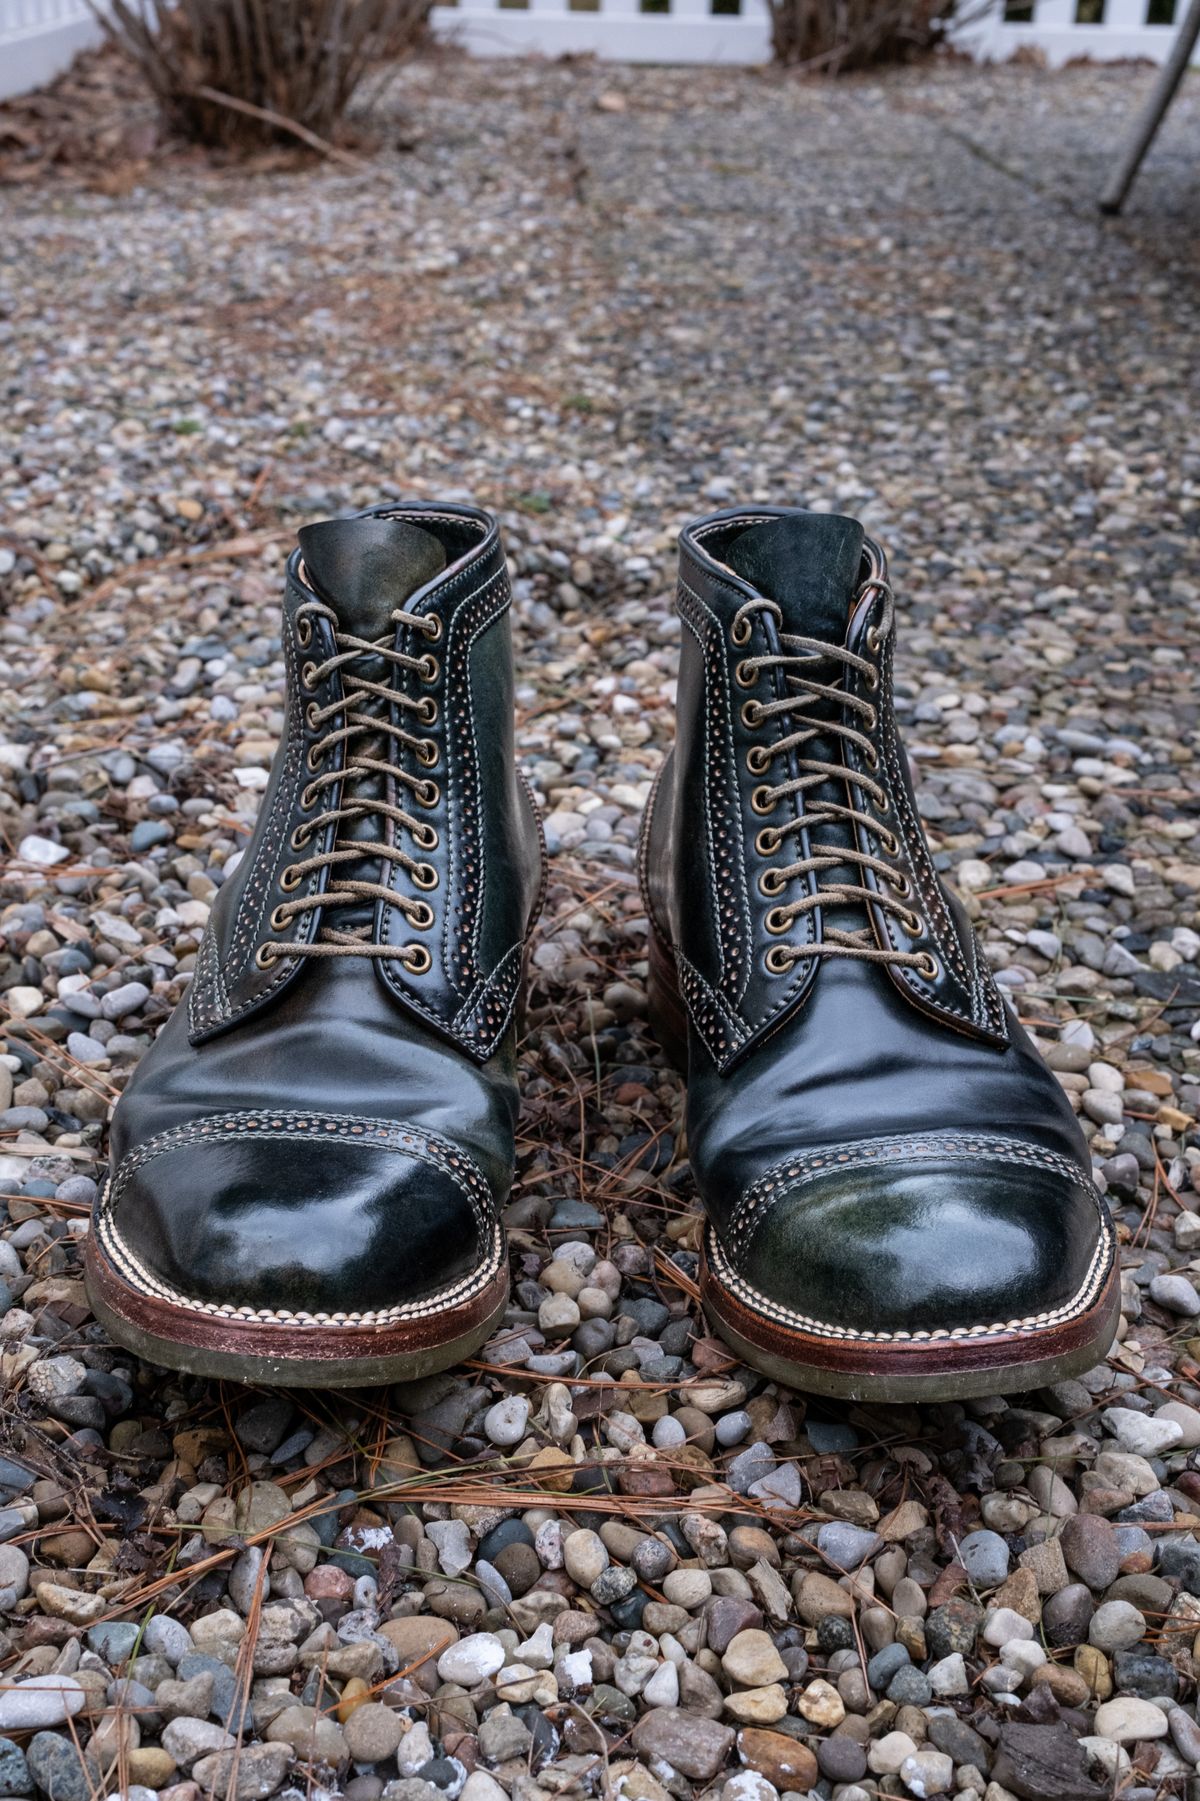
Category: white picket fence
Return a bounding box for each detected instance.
[0,0,1192,98]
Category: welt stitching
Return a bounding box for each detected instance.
[709,1219,1113,1343]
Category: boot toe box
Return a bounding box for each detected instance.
[718,1131,1114,1343]
[99,1110,496,1321]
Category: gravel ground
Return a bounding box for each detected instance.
[1,46,1200,1801]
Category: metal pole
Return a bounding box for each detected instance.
[1100,0,1200,213]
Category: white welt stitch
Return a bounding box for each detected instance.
[708,1216,1113,1343]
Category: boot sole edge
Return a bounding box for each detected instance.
[84,1225,509,1389]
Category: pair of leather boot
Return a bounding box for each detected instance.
[87,502,1119,1400]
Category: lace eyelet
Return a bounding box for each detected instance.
[734,660,756,689]
[419,653,440,684]
[255,943,279,969]
[755,826,781,855]
[291,824,312,851]
[880,829,900,857]
[300,783,319,812]
[306,744,324,773]
[866,667,880,692]
[306,702,321,730]
[865,707,878,732]
[269,904,290,932]
[418,739,439,769]
[417,697,438,726]
[409,900,435,931]
[414,823,439,851]
[878,793,891,816]
[279,864,302,892]
[731,617,752,646]
[422,615,443,644]
[917,952,939,981]
[402,943,432,975]
[889,871,911,898]
[765,907,791,936]
[417,779,440,809]
[301,662,318,691]
[865,745,879,771]
[741,700,764,729]
[747,745,772,776]
[413,862,439,891]
[750,785,777,816]
[765,944,792,975]
[759,868,786,898]
[900,908,923,939]
[296,617,312,649]
[867,625,882,654]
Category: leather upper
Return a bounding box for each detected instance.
[103,503,543,1319]
[642,506,1113,1340]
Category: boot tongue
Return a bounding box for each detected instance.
[726,511,868,944]
[725,512,864,644]
[294,515,447,942]
[298,515,446,638]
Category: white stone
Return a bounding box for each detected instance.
[926,1653,969,1697]
[982,1607,1035,1647]
[437,1632,506,1686]
[899,1750,954,1797]
[0,1674,86,1731]
[1154,1401,1200,1449]
[17,835,69,866]
[5,987,43,1019]
[642,1660,679,1707]
[1092,1697,1169,1744]
[1102,1406,1183,1458]
[484,1395,530,1447]
[868,1732,918,1776]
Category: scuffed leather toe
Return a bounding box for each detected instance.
[722,1132,1112,1342]
[102,1110,493,1320]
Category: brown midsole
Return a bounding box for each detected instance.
[702,1237,1121,1399]
[85,1228,509,1385]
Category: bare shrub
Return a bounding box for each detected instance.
[768,0,960,69]
[95,0,430,150]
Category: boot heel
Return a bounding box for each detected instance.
[648,928,688,1071]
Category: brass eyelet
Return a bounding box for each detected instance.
[917,952,939,981]
[402,943,432,975]
[889,871,911,898]
[765,944,792,975]
[755,826,781,855]
[269,904,290,932]
[414,823,439,851]
[741,700,764,729]
[900,908,923,939]
[865,708,878,732]
[296,617,312,649]
[306,702,321,729]
[759,868,786,898]
[731,616,752,646]
[879,828,899,856]
[418,739,439,769]
[301,662,318,691]
[866,626,882,654]
[734,660,756,689]
[417,779,440,809]
[747,745,772,776]
[279,864,302,892]
[300,783,319,812]
[750,785,777,816]
[417,697,438,726]
[765,907,791,936]
[306,744,324,773]
[422,615,443,644]
[409,900,435,931]
[866,667,880,692]
[865,745,879,771]
[878,793,891,816]
[291,824,312,851]
[255,943,278,969]
[413,863,439,891]
[419,653,440,684]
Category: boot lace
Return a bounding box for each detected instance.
[256,600,443,975]
[731,578,938,982]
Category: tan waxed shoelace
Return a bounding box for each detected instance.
[730,577,938,982]
[255,599,443,976]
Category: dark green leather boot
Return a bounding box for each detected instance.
[87,503,544,1387]
[640,506,1119,1402]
